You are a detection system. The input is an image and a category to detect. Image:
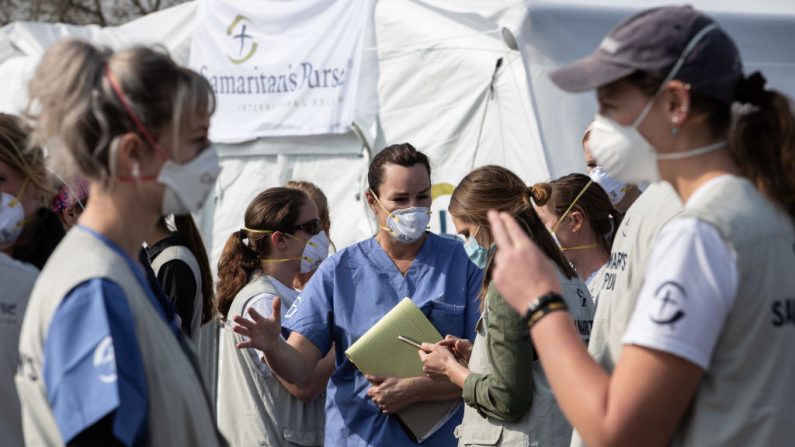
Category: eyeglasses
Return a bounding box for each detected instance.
[291,218,322,236]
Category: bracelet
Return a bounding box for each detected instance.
[527,301,568,328]
[521,292,567,329]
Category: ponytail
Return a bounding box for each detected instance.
[530,182,552,206]
[214,187,309,319]
[25,39,214,182]
[215,230,261,319]
[532,174,621,256]
[172,215,215,324]
[730,72,795,220]
[520,186,578,280]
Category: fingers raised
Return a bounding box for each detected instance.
[500,212,532,249]
[271,296,281,323]
[488,210,513,249]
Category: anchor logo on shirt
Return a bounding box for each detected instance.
[650,281,686,328]
[93,336,118,384]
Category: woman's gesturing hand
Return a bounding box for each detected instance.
[487,210,562,315]
[233,296,283,352]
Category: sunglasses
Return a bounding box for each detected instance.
[291,218,322,236]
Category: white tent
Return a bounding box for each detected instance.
[511,0,795,174]
[2,0,794,409]
[1,0,793,262]
[0,0,549,264]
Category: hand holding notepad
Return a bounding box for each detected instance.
[346,298,442,377]
[345,297,462,442]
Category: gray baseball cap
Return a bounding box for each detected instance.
[549,6,743,104]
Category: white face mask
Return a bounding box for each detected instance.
[0,191,25,249]
[371,189,431,244]
[588,23,724,184]
[104,67,220,216]
[158,147,221,215]
[246,226,329,274]
[588,111,661,184]
[589,166,628,205]
[384,207,431,244]
[299,232,330,273]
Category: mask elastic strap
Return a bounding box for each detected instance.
[243,227,309,263]
[244,226,313,246]
[631,23,719,128]
[551,180,593,234]
[104,64,170,161]
[561,243,598,252]
[8,177,29,208]
[465,224,482,247]
[368,188,398,222]
[656,141,727,160]
[243,226,272,235]
[260,257,303,263]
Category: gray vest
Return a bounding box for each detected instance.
[586,182,682,371]
[15,228,222,446]
[670,177,795,446]
[151,244,203,342]
[217,275,325,446]
[456,272,593,446]
[0,254,37,447]
[571,182,682,447]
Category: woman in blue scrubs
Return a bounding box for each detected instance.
[233,143,482,446]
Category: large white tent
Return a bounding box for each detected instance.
[2,0,793,407]
[1,0,794,262]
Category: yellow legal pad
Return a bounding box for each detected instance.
[345,297,461,442]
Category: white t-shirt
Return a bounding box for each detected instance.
[622,176,739,370]
[241,276,299,376]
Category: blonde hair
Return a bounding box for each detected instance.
[285,180,331,234]
[25,39,215,182]
[0,113,55,201]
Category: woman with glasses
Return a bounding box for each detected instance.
[231,143,483,446]
[216,186,333,446]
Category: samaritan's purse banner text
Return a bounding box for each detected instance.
[190,0,368,142]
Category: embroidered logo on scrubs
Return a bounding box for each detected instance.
[284,295,302,319]
[430,295,464,312]
[650,281,686,328]
[93,336,118,384]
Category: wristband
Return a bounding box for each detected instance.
[522,292,567,329]
[527,302,568,328]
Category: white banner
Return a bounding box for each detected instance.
[189,0,369,143]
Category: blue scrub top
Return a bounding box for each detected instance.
[283,232,483,446]
[44,226,184,445]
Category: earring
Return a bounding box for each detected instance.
[672,116,680,124]
[671,127,680,137]
[132,162,141,179]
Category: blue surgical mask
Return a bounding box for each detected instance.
[464,225,492,269]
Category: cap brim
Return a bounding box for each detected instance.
[549,53,636,92]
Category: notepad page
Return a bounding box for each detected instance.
[345,298,443,378]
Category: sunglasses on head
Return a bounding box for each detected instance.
[291,218,322,236]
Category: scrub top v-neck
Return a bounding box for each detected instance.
[283,232,482,446]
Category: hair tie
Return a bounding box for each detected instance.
[734,71,767,106]
[237,229,247,241]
